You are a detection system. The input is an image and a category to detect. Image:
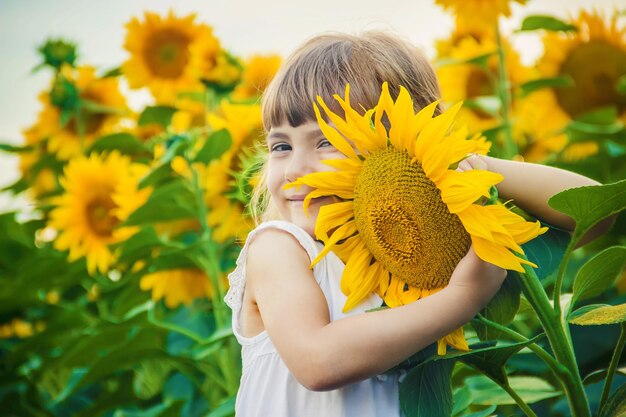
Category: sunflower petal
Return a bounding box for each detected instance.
[343,261,385,312]
[439,169,503,213]
[313,102,359,159]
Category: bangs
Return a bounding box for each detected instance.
[261,32,443,130]
[262,36,379,130]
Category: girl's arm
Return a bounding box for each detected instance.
[461,155,615,246]
[246,228,505,391]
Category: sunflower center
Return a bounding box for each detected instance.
[353,147,471,290]
[67,92,106,136]
[556,40,626,118]
[86,195,119,237]
[144,29,191,78]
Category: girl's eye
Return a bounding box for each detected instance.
[270,143,291,152]
[318,139,333,148]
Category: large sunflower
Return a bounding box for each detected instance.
[36,66,127,160]
[123,11,218,103]
[519,11,626,161]
[287,83,546,354]
[48,151,150,275]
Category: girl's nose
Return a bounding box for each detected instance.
[284,149,314,183]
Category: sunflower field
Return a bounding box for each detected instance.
[1,2,626,417]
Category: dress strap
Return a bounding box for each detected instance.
[224,221,323,314]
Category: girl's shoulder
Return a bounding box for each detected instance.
[244,220,321,263]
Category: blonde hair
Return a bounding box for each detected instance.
[251,31,443,225]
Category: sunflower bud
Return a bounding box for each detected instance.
[37,39,78,70]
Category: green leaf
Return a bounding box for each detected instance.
[138,106,178,127]
[574,106,620,126]
[123,179,198,226]
[194,129,232,163]
[519,15,578,32]
[583,368,626,385]
[463,96,501,117]
[571,246,626,308]
[139,163,174,189]
[437,52,496,69]
[101,66,122,78]
[400,359,455,417]
[519,76,574,96]
[206,396,236,417]
[452,335,545,385]
[0,143,33,153]
[452,385,473,416]
[462,405,497,417]
[520,226,571,280]
[475,274,522,341]
[466,375,561,405]
[133,359,173,399]
[548,180,626,248]
[598,381,626,417]
[569,304,626,326]
[88,133,149,155]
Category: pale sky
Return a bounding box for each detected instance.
[0,0,621,213]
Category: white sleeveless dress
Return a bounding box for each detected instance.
[224,220,402,417]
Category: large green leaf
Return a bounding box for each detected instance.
[548,180,626,247]
[400,359,455,417]
[598,381,626,417]
[451,335,545,385]
[466,375,561,405]
[571,246,626,308]
[194,129,232,163]
[569,304,626,325]
[519,226,571,280]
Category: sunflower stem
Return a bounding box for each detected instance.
[599,322,626,413]
[553,236,577,318]
[495,22,517,160]
[473,315,568,380]
[519,262,591,417]
[189,157,239,396]
[499,381,539,417]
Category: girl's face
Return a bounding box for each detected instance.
[266,121,345,237]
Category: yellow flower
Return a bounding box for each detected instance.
[233,54,282,99]
[192,47,242,88]
[123,11,219,103]
[36,66,127,160]
[436,29,531,136]
[48,151,150,275]
[436,0,527,31]
[204,101,264,241]
[139,268,214,308]
[518,11,625,161]
[287,83,547,354]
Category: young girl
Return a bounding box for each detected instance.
[224,32,609,417]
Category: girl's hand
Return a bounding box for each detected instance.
[447,246,507,311]
[457,154,488,172]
